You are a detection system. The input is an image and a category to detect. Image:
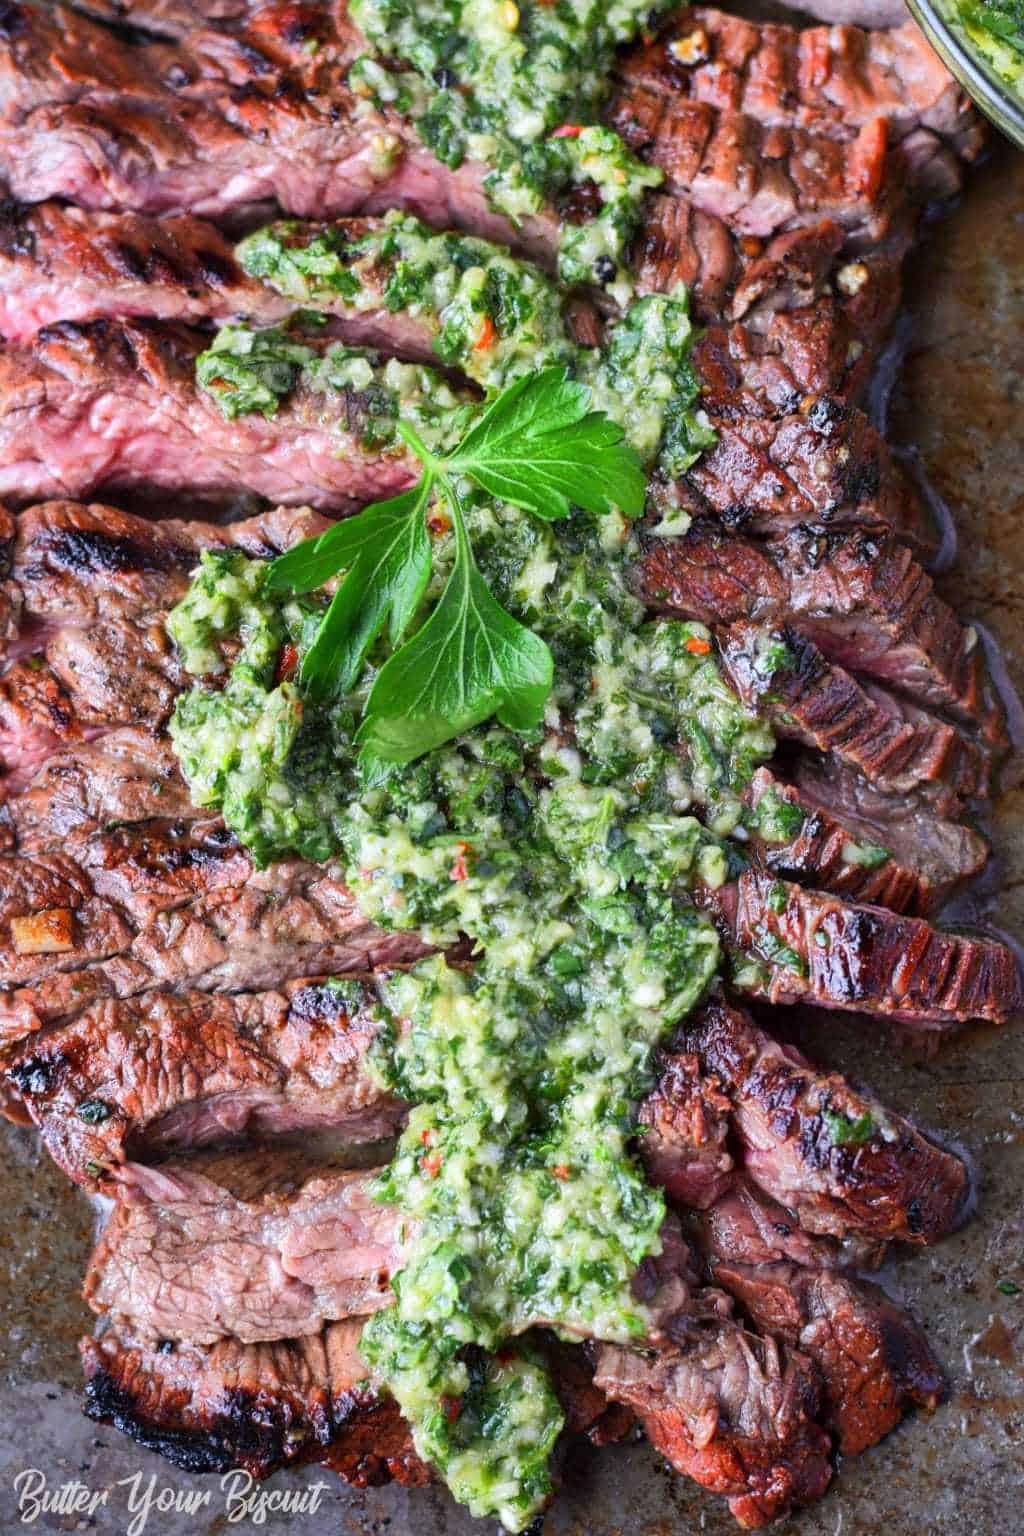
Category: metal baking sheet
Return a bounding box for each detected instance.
[0,129,1021,1536]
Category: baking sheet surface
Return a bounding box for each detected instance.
[0,141,1020,1536]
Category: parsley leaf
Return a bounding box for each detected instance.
[269,482,433,701]
[269,368,643,762]
[355,488,552,768]
[442,367,645,522]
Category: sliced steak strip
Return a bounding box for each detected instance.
[0,203,461,355]
[660,405,938,556]
[0,849,431,1040]
[82,1317,431,1483]
[0,502,327,765]
[710,873,1020,1029]
[617,10,980,159]
[638,520,1006,744]
[743,765,989,917]
[2,728,198,852]
[677,994,969,1236]
[0,201,267,343]
[718,623,990,806]
[84,1153,405,1344]
[693,1177,876,1271]
[608,92,895,241]
[592,1327,831,1529]
[710,1260,943,1455]
[0,321,421,510]
[1,979,404,1184]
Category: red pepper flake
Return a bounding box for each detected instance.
[420,1128,436,1147]
[552,1164,571,1181]
[685,635,712,655]
[421,1151,443,1178]
[551,123,583,138]
[474,315,497,351]
[449,841,471,882]
[275,641,299,682]
[427,509,451,536]
[441,1394,463,1423]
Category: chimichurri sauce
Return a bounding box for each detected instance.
[953,0,1024,87]
[347,0,664,293]
[173,228,769,1527]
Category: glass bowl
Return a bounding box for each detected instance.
[907,0,1024,150]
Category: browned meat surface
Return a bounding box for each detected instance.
[719,623,991,806]
[711,1260,943,1454]
[0,203,460,354]
[694,1178,873,1270]
[80,1315,631,1485]
[0,321,422,509]
[638,520,1006,744]
[1,980,405,1183]
[0,0,556,255]
[0,833,431,1041]
[84,1152,406,1343]
[637,1049,736,1211]
[0,502,327,770]
[82,1317,431,1482]
[710,872,1021,1028]
[593,1327,831,1529]
[742,765,989,916]
[616,10,979,157]
[678,995,970,1237]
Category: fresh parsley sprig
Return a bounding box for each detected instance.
[267,367,645,767]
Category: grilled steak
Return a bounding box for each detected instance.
[1,979,404,1180]
[0,321,422,509]
[742,765,989,916]
[84,1153,406,1344]
[82,1148,834,1527]
[710,1259,943,1454]
[719,624,991,807]
[592,1330,831,1529]
[676,995,969,1236]
[709,872,1021,1028]
[638,519,1006,745]
[615,10,980,160]
[82,1316,431,1482]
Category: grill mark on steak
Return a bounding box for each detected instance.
[615,9,982,162]
[741,765,989,916]
[0,979,406,1184]
[651,994,968,1240]
[719,622,991,806]
[81,1316,432,1483]
[638,519,1006,745]
[707,872,1021,1028]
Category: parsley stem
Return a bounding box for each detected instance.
[397,417,443,476]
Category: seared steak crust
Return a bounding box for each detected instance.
[678,995,969,1238]
[742,766,988,916]
[1,979,404,1184]
[711,1260,943,1454]
[616,10,981,157]
[593,1328,831,1529]
[82,1317,431,1484]
[709,872,1021,1028]
[638,519,1006,745]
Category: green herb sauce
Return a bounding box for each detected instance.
[171,294,769,1528]
[951,0,1024,88]
[347,0,663,292]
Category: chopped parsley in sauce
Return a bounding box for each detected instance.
[171,271,770,1528]
[348,0,664,292]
